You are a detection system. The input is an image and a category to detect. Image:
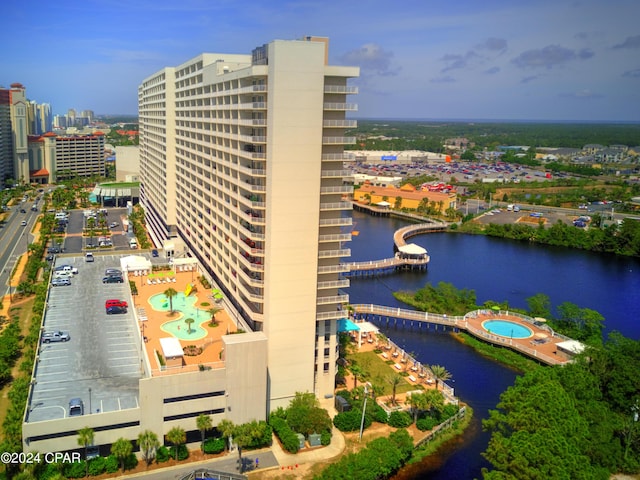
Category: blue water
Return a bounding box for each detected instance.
[345,210,640,479]
[149,292,209,340]
[482,320,532,338]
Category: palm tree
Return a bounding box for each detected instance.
[163,287,178,314]
[350,364,366,389]
[185,317,195,334]
[388,373,404,406]
[196,413,213,451]
[394,196,403,209]
[430,364,452,390]
[207,306,222,326]
[110,438,132,472]
[137,430,160,467]
[166,426,186,461]
[77,427,94,477]
[217,419,236,451]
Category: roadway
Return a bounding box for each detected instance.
[0,202,37,299]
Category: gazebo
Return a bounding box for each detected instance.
[397,243,428,260]
[119,255,152,275]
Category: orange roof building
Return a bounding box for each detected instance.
[354,183,457,214]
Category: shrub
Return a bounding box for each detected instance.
[168,444,189,461]
[203,437,226,455]
[441,404,460,420]
[320,430,332,446]
[155,446,170,463]
[369,404,389,424]
[104,455,119,473]
[124,452,139,470]
[416,416,438,431]
[270,417,299,453]
[388,410,413,428]
[334,409,370,432]
[63,460,86,478]
[87,456,107,476]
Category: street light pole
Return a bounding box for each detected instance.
[359,383,370,442]
[89,388,92,415]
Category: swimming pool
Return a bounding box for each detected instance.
[482,319,533,339]
[149,292,209,340]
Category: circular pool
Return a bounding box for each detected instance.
[482,319,533,339]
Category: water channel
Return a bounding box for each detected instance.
[345,211,640,479]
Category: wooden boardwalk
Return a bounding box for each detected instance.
[350,304,575,366]
[344,218,448,275]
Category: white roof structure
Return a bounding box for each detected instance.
[398,243,427,255]
[556,340,586,355]
[376,201,391,207]
[159,337,184,359]
[119,255,152,273]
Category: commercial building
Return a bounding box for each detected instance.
[139,36,359,412]
[354,183,457,214]
[26,131,106,183]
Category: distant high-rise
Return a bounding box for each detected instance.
[139,36,359,409]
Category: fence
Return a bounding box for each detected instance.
[414,406,467,449]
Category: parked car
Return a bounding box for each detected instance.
[51,277,71,286]
[106,305,127,315]
[109,222,119,228]
[103,276,123,284]
[53,271,73,279]
[68,398,84,416]
[21,220,27,226]
[54,265,78,274]
[105,268,122,276]
[105,299,128,309]
[47,246,61,254]
[85,252,94,262]
[151,249,159,257]
[42,330,70,343]
[20,208,26,213]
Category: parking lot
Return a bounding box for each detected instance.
[27,252,144,423]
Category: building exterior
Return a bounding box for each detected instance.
[354,183,457,213]
[351,150,446,164]
[139,36,359,411]
[0,88,12,183]
[115,145,140,181]
[25,132,106,183]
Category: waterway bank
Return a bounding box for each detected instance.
[346,210,640,478]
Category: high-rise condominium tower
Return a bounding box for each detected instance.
[139,37,359,409]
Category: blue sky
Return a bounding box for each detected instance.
[2,0,639,122]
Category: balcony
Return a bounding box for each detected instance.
[319,201,352,211]
[322,136,356,145]
[320,185,353,194]
[318,233,351,243]
[321,169,351,178]
[317,293,349,305]
[323,119,358,128]
[323,102,358,111]
[317,279,350,289]
[319,217,352,227]
[316,310,348,321]
[321,152,356,162]
[318,249,351,259]
[324,86,358,94]
[317,264,350,274]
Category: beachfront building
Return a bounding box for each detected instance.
[26,131,106,184]
[354,183,457,214]
[139,36,359,411]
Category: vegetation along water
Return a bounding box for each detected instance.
[346,210,640,478]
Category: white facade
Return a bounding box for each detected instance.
[139,37,359,410]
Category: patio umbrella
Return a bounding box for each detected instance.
[534,332,548,338]
[491,305,500,311]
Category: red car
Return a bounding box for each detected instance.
[105,299,128,309]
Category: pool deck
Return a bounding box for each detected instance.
[129,270,236,376]
[463,311,572,364]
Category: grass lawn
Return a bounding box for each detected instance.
[346,350,418,396]
[99,181,140,188]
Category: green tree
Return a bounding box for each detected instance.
[387,374,404,406]
[196,413,213,451]
[394,196,403,209]
[166,426,186,461]
[217,419,235,450]
[163,287,178,313]
[526,293,552,319]
[208,306,222,326]
[430,365,452,391]
[77,427,94,477]
[110,438,133,473]
[137,430,160,466]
